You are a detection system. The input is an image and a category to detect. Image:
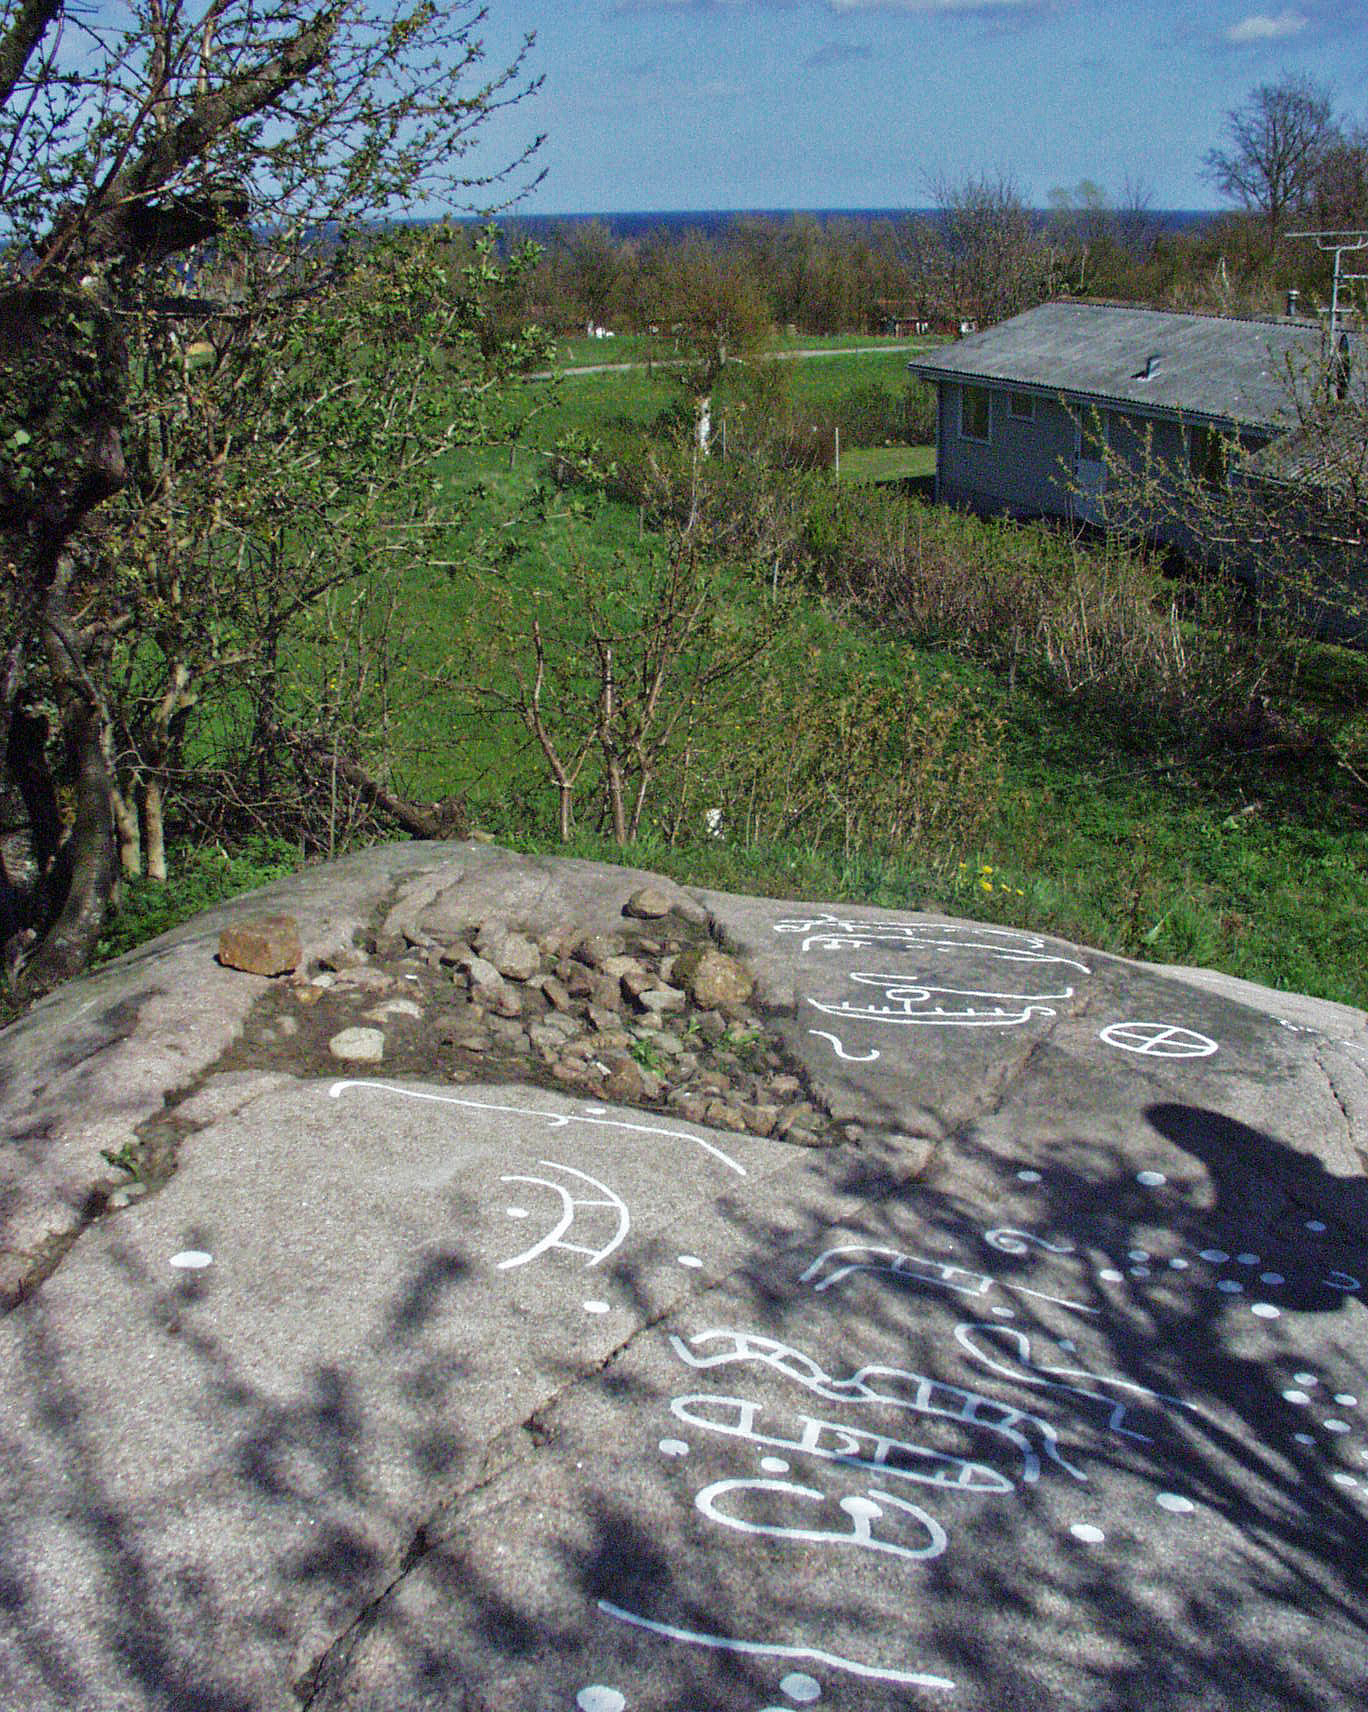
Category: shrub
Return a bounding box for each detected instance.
[827,380,936,448]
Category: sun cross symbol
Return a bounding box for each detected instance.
[1098,1022,1219,1059]
[497,1161,630,1271]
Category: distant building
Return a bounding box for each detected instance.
[909,300,1363,634]
[907,300,1335,527]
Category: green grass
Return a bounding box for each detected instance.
[99,331,1368,1011]
[840,445,936,483]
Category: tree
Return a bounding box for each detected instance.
[550,219,623,331]
[0,2,543,996]
[924,172,1062,328]
[1308,125,1368,230]
[632,233,770,453]
[1203,74,1338,245]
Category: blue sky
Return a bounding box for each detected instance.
[467,0,1368,213]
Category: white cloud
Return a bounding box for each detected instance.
[1223,9,1308,42]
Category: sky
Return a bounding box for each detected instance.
[464,0,1368,214]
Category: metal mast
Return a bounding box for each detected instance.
[1286,227,1368,346]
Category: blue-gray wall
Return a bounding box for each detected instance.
[933,382,1248,531]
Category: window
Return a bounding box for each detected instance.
[960,384,990,441]
[1009,391,1035,420]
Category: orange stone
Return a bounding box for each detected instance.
[217,914,302,976]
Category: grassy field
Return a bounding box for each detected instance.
[99,343,1368,1010]
[840,445,936,483]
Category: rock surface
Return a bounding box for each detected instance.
[1,839,1366,1712]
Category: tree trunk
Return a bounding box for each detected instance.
[110,778,141,878]
[140,776,167,882]
[16,697,116,999]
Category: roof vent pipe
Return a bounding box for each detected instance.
[1286,287,1300,317]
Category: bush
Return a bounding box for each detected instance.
[685,662,1006,867]
[827,380,936,448]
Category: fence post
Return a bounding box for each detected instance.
[835,425,841,482]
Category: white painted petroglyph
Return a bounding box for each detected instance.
[670,1393,1016,1493]
[1200,1250,1230,1264]
[496,1160,629,1272]
[761,1456,791,1474]
[799,1243,1099,1316]
[168,1250,213,1269]
[1136,1171,1168,1187]
[1169,1258,1190,1271]
[327,1079,747,1175]
[1237,1252,1260,1265]
[953,1323,1194,1442]
[583,1300,611,1315]
[1294,1373,1319,1386]
[1155,1493,1195,1514]
[1251,1304,1281,1319]
[678,1255,703,1269]
[1017,1169,1043,1183]
[1323,1419,1351,1433]
[805,976,1069,1031]
[1305,1219,1327,1232]
[1334,1394,1358,1407]
[1283,1390,1311,1405]
[1217,1280,1244,1294]
[668,1330,1086,1484]
[780,1673,822,1704]
[1069,1523,1105,1543]
[806,1029,880,1063]
[577,1690,626,1712]
[772,914,1090,974]
[986,1229,1077,1257]
[1260,1272,1285,1285]
[659,1439,689,1457]
[1325,1270,1362,1292]
[693,1477,949,1562]
[596,1600,956,1692]
[1098,1023,1219,1059]
[1098,1269,1124,1283]
[1294,1431,1317,1445]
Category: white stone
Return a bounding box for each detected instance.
[328,1027,385,1063]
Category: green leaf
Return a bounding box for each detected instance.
[5,428,32,449]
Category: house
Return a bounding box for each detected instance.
[907,301,1333,531]
[881,313,931,338]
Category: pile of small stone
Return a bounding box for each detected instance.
[227,887,833,1147]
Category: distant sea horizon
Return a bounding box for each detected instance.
[469,206,1221,241]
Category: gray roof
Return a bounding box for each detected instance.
[908,301,1332,430]
[1242,413,1368,494]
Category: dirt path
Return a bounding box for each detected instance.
[528,341,932,380]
